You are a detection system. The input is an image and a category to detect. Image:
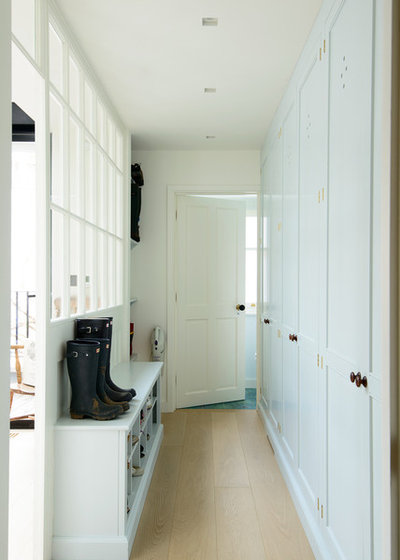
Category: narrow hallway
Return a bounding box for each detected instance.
[131,410,314,559]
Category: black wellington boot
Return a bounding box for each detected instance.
[76,317,136,399]
[75,338,129,413]
[100,316,136,398]
[66,340,121,421]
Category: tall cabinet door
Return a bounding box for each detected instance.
[268,136,283,430]
[323,0,373,558]
[297,40,327,515]
[269,137,283,323]
[281,103,299,463]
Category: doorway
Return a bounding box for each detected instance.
[9,43,45,560]
[168,191,259,411]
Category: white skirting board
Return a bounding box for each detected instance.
[52,537,129,560]
[53,424,163,560]
[257,399,328,560]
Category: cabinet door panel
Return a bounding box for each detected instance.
[269,138,283,322]
[298,346,319,509]
[324,0,373,558]
[261,322,271,403]
[269,326,283,429]
[326,0,372,366]
[298,47,325,345]
[282,103,298,330]
[297,42,327,515]
[282,332,298,463]
[326,362,368,560]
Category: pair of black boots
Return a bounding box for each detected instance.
[66,317,136,421]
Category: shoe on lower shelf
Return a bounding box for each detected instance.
[132,465,144,477]
[146,396,153,410]
[131,435,139,445]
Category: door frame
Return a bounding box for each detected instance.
[392,0,400,555]
[166,185,260,413]
[0,1,11,558]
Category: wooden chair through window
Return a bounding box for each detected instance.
[9,344,35,422]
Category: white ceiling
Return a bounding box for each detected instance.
[57,0,322,150]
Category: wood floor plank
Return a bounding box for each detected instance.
[215,487,266,560]
[236,411,315,560]
[182,410,211,450]
[235,410,279,484]
[251,480,315,560]
[212,412,249,488]
[162,412,187,447]
[168,411,217,560]
[133,410,314,560]
[130,445,183,560]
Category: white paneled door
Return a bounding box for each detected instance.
[176,195,246,408]
[297,37,328,516]
[323,0,373,558]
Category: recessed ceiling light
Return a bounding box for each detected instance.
[206,136,216,139]
[202,17,218,26]
[204,88,216,93]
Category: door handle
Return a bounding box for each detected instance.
[236,304,245,311]
[355,373,368,388]
[350,372,367,388]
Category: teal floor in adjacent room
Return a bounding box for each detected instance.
[185,388,256,410]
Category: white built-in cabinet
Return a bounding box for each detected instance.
[52,362,163,560]
[259,1,380,559]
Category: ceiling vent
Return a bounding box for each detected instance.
[202,17,218,26]
[204,88,217,93]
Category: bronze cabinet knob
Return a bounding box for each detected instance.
[361,376,368,388]
[289,334,293,341]
[350,372,356,383]
[355,373,367,388]
[292,334,298,342]
[264,318,270,324]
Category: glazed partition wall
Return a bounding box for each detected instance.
[48,16,125,322]
[259,0,385,559]
[11,1,130,558]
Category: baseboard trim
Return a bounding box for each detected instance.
[52,537,128,560]
[258,400,329,560]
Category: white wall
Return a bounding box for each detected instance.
[0,1,11,558]
[130,150,260,409]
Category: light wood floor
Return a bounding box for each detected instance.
[131,410,315,560]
